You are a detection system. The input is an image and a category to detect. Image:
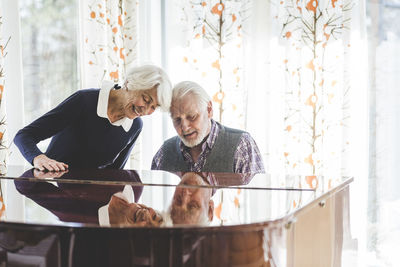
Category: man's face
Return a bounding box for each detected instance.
[170,173,213,225]
[124,86,159,119]
[170,94,212,148]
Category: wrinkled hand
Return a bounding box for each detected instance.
[33,154,69,172]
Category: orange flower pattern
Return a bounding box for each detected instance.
[211,3,224,16]
[180,0,249,127]
[306,0,318,13]
[0,11,8,175]
[215,202,222,219]
[212,91,225,104]
[211,59,220,70]
[82,0,138,87]
[272,0,353,176]
[306,175,318,189]
[212,186,243,224]
[0,196,5,217]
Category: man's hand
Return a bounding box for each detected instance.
[33,154,69,172]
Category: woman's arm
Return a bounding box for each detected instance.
[14,91,85,170]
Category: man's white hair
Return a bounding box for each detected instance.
[172,81,211,111]
[124,65,172,112]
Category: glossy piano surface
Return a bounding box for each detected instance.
[5,165,347,190]
[0,166,353,267]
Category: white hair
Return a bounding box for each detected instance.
[172,81,211,111]
[124,65,172,112]
[168,173,213,226]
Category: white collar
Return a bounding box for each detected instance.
[98,185,135,226]
[97,80,133,132]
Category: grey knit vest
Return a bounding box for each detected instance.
[158,123,244,172]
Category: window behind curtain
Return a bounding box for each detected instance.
[366,1,400,264]
[19,0,79,125]
[18,0,79,221]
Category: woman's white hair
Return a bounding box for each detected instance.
[124,65,172,112]
[172,81,211,111]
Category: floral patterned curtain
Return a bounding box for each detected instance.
[169,0,250,129]
[79,0,140,168]
[256,0,366,179]
[167,0,366,181]
[79,0,138,88]
[0,6,9,175]
[0,2,7,218]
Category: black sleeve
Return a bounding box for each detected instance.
[13,91,85,165]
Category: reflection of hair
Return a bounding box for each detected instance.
[181,172,208,186]
[170,173,213,225]
[124,65,172,112]
[172,81,211,111]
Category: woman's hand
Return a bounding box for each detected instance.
[33,154,69,172]
[33,169,68,179]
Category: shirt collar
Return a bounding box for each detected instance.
[206,119,219,149]
[97,80,133,132]
[98,185,134,226]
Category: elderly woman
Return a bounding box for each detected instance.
[14,65,172,171]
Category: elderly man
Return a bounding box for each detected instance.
[169,172,214,225]
[14,65,172,171]
[151,81,265,173]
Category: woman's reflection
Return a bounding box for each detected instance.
[170,172,214,225]
[101,185,163,227]
[14,169,165,227]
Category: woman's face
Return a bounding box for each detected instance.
[108,195,163,226]
[124,86,159,119]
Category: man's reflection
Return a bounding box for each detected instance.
[170,172,214,225]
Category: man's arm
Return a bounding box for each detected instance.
[233,133,265,174]
[151,146,164,170]
[13,91,85,170]
[106,119,143,169]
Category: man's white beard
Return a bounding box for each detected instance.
[180,127,209,148]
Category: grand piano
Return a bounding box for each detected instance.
[0,166,353,267]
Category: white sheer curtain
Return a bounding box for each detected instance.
[78,0,139,88]
[244,0,368,179]
[0,0,7,219]
[0,2,7,174]
[1,0,25,167]
[164,1,371,264]
[0,0,25,222]
[166,0,250,129]
[366,1,400,265]
[164,0,368,178]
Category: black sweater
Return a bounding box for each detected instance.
[14,89,142,169]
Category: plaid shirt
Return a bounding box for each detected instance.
[151,120,265,173]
